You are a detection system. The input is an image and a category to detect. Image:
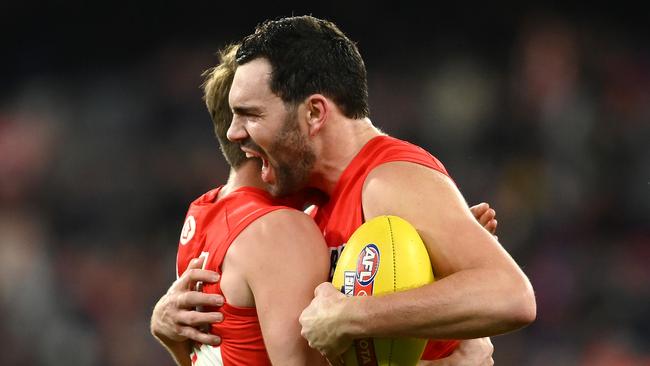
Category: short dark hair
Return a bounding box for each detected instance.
[236,15,370,119]
[202,43,246,168]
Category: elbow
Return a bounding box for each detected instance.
[506,276,537,329]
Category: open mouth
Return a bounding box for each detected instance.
[242,148,274,184]
[260,157,272,183]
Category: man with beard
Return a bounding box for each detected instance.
[152,41,500,364]
[226,15,536,363]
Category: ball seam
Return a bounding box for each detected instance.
[387,216,396,365]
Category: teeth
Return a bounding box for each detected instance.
[245,152,254,158]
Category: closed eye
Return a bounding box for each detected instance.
[232,106,263,118]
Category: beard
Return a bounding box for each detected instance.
[266,110,316,197]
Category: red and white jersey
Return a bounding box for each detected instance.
[177,186,289,366]
[313,135,460,360]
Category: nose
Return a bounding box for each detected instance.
[227,116,247,142]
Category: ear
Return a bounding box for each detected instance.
[304,94,328,137]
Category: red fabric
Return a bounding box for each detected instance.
[421,339,461,359]
[177,186,287,366]
[315,135,459,360]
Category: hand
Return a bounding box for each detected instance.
[299,282,352,360]
[417,338,494,366]
[151,257,224,346]
[470,202,498,238]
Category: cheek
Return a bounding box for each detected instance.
[245,124,261,139]
[252,128,271,144]
[253,124,281,145]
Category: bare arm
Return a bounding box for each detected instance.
[299,162,535,357]
[150,257,223,366]
[351,162,536,338]
[232,209,330,365]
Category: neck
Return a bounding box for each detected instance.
[310,117,383,194]
[219,159,265,199]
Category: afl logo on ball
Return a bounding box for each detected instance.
[356,244,380,286]
[180,215,196,245]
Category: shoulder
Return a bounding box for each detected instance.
[233,208,327,255]
[362,161,459,218]
[229,207,329,285]
[248,208,321,236]
[364,161,455,197]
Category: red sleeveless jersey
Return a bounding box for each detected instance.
[314,135,460,360]
[176,186,287,366]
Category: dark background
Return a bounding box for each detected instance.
[1,2,649,365]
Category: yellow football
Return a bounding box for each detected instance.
[332,215,434,366]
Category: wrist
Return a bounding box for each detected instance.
[340,295,371,339]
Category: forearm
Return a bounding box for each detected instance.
[343,267,535,339]
[153,333,193,366]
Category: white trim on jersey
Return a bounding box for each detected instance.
[192,344,223,366]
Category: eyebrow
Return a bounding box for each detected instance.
[232,105,263,115]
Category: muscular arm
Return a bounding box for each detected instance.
[231,209,329,365]
[345,161,535,339]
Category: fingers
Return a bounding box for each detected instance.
[482,336,494,350]
[470,203,496,223]
[459,337,494,365]
[472,203,498,235]
[177,291,224,309]
[470,202,489,218]
[484,218,498,235]
[176,309,224,327]
[188,256,206,270]
[172,268,220,291]
[299,310,307,327]
[478,207,495,225]
[177,325,222,346]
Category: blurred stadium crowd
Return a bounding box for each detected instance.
[1,3,648,365]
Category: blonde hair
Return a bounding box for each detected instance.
[201,43,246,168]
